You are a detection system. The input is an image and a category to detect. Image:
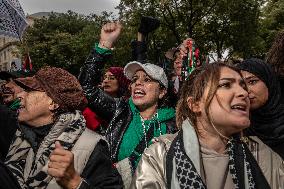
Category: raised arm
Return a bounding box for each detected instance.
[78,22,122,120]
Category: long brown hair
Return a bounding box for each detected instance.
[176,62,242,129]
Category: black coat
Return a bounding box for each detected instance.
[0,104,18,161]
[80,139,123,189]
[78,48,177,163]
[0,139,123,189]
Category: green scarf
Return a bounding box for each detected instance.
[118,98,175,164]
[9,98,20,110]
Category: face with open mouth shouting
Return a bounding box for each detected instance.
[199,67,251,137]
[130,70,166,111]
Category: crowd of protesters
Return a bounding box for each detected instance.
[0,16,284,189]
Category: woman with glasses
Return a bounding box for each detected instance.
[83,66,130,133]
[101,67,130,98]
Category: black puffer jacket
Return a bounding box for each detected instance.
[78,48,177,162]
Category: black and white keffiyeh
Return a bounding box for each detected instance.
[173,137,206,189]
[166,119,271,189]
[5,110,85,189]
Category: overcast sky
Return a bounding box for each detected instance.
[18,0,120,16]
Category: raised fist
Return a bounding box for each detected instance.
[99,22,122,49]
[48,141,81,189]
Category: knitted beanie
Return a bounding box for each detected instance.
[108,67,131,92]
[15,67,87,112]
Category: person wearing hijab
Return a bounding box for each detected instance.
[237,58,284,188]
[130,62,271,189]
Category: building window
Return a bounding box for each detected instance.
[4,51,6,61]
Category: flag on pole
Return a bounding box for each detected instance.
[22,53,32,71]
[0,0,28,39]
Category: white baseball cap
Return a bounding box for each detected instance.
[124,61,168,89]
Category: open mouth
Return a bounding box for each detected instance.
[231,103,248,114]
[133,89,146,98]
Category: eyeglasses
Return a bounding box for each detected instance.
[103,75,116,81]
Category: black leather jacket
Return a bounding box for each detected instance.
[78,48,177,162]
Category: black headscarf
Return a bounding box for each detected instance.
[237,58,284,159]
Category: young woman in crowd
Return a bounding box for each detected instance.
[83,66,130,133]
[237,58,284,188]
[78,22,177,188]
[130,62,271,189]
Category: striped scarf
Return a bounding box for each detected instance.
[5,110,85,189]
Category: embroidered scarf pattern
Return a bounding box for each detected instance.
[174,137,206,189]
[173,131,269,189]
[227,139,255,189]
[5,111,85,189]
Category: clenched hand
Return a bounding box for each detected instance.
[48,141,81,189]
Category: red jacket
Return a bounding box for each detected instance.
[82,107,103,131]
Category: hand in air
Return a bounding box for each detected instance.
[99,21,122,49]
